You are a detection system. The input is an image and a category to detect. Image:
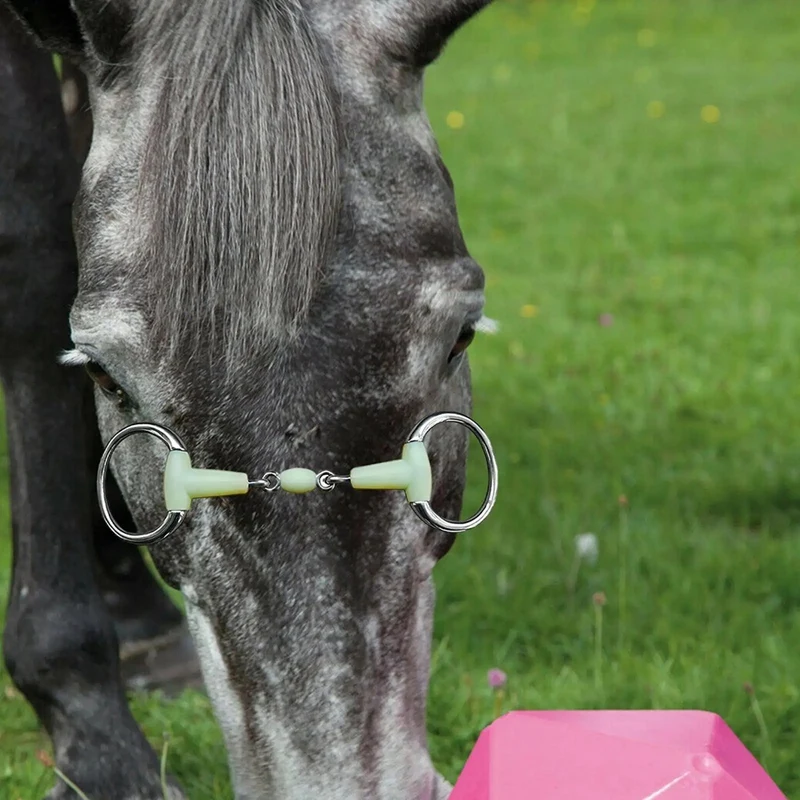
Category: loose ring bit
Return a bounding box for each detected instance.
[97,412,498,543]
[406,412,499,534]
[97,423,190,544]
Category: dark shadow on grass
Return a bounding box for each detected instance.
[702,477,800,534]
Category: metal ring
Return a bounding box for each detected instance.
[316,471,351,492]
[262,472,282,492]
[406,412,498,534]
[97,422,188,544]
[316,470,337,492]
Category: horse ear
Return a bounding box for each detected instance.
[419,0,494,44]
[2,0,131,65]
[389,0,494,67]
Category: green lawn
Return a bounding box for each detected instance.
[3,0,800,797]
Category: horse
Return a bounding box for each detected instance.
[0,1,494,798]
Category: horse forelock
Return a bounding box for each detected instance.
[125,0,341,361]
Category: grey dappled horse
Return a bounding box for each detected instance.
[0,1,493,798]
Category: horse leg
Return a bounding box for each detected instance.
[57,57,202,695]
[0,11,185,798]
[2,354,185,800]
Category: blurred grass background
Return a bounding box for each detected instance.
[2,0,800,797]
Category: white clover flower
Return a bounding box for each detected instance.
[475,315,500,334]
[575,532,599,565]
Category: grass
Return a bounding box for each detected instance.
[2,0,800,796]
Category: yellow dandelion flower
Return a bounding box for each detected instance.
[646,100,665,119]
[493,64,512,83]
[701,105,720,123]
[520,304,539,318]
[446,111,465,130]
[524,42,541,61]
[571,7,591,25]
[637,28,657,47]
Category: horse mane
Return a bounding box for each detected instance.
[133,0,340,361]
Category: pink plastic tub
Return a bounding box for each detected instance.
[450,710,787,799]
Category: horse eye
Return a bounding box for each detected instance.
[84,361,129,408]
[448,325,476,363]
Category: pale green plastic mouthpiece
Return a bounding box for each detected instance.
[164,450,249,511]
[279,468,318,494]
[349,441,432,503]
[163,441,432,511]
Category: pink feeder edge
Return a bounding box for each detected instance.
[450,710,788,800]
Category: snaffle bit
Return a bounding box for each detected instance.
[97,412,498,544]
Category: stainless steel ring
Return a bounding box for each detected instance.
[97,422,188,544]
[406,412,498,534]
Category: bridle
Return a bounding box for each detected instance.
[97,412,499,544]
